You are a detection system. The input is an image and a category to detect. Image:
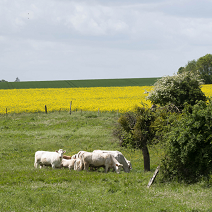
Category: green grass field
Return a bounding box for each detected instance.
[0,78,159,89]
[0,111,212,211]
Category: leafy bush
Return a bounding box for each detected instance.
[160,100,212,183]
[147,72,206,110]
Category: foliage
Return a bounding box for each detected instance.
[114,106,157,171]
[178,60,197,74]
[151,105,180,144]
[147,72,206,110]
[178,54,212,84]
[197,54,212,84]
[114,107,155,149]
[160,100,212,183]
[0,79,7,82]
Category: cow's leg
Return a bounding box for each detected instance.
[34,161,39,168]
[105,165,109,173]
[84,162,89,171]
[52,163,56,169]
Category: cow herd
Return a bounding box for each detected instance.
[34,149,132,174]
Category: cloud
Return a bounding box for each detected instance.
[0,0,212,81]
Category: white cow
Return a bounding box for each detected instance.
[71,151,87,159]
[61,158,76,170]
[74,158,83,171]
[34,149,66,169]
[93,150,131,173]
[81,152,123,174]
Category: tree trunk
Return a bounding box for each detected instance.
[142,145,150,171]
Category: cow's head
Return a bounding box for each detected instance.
[56,149,66,159]
[127,161,132,170]
[71,154,77,159]
[115,163,123,174]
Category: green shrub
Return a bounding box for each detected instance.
[160,100,212,183]
[147,72,206,110]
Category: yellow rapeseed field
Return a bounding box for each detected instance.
[201,84,212,98]
[0,85,211,114]
[0,86,152,114]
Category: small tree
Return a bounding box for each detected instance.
[147,72,206,110]
[160,100,212,183]
[113,105,180,172]
[114,106,155,171]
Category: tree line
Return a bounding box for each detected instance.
[178,53,212,84]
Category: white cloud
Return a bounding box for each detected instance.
[0,0,212,81]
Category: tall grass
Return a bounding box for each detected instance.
[0,111,212,211]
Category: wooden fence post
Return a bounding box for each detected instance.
[45,105,47,114]
[147,166,160,188]
[70,101,72,115]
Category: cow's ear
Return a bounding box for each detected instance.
[56,151,58,153]
[63,150,66,153]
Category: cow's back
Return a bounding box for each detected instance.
[83,152,109,167]
[41,151,58,163]
[91,153,109,166]
[93,150,130,172]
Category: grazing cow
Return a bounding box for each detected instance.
[61,158,76,170]
[81,152,123,174]
[34,149,66,169]
[71,151,87,159]
[63,155,72,160]
[74,158,83,171]
[93,150,131,173]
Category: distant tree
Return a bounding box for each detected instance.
[0,79,7,82]
[15,77,20,82]
[146,72,206,110]
[178,54,212,84]
[196,54,212,84]
[177,67,185,74]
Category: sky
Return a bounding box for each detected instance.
[1,0,212,82]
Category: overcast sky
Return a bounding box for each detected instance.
[1,0,212,82]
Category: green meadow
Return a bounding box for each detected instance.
[0,111,212,211]
[0,78,159,89]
